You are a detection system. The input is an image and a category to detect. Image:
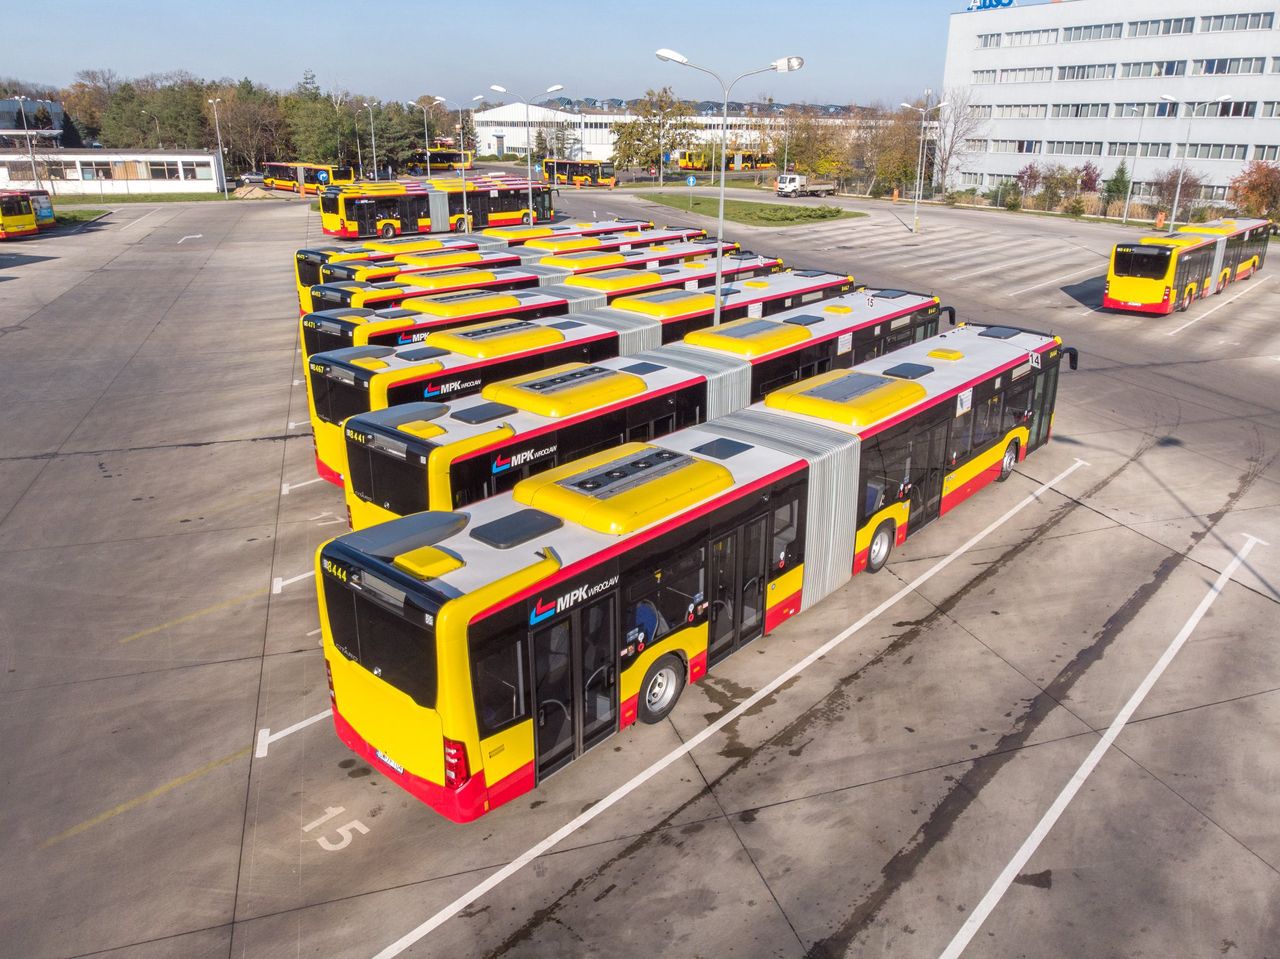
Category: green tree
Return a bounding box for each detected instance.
[611,87,696,171]
[99,82,150,147]
[1101,160,1130,216]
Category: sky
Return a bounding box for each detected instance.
[4,0,999,107]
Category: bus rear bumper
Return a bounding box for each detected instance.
[1102,296,1169,315]
[315,454,344,487]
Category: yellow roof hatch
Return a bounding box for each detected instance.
[522,236,601,253]
[365,238,446,254]
[398,420,447,440]
[399,267,499,290]
[538,250,625,270]
[563,269,657,293]
[425,319,565,359]
[612,287,715,319]
[683,316,810,358]
[927,348,964,361]
[764,369,928,430]
[481,225,554,240]
[394,250,484,269]
[482,363,646,418]
[402,289,522,318]
[514,444,734,535]
[393,544,464,579]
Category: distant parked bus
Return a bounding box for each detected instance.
[263,162,356,195]
[0,191,37,239]
[22,189,55,229]
[405,148,474,173]
[543,159,616,187]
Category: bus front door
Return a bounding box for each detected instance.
[909,417,950,531]
[1028,363,1059,452]
[531,596,618,780]
[707,516,769,666]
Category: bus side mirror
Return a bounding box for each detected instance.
[943,305,957,327]
[1063,346,1079,371]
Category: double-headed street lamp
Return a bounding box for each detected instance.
[433,95,485,230]
[207,97,229,199]
[13,95,40,189]
[901,99,947,234]
[656,48,804,326]
[141,109,162,148]
[408,100,433,176]
[490,83,564,224]
[1163,93,1230,230]
[363,102,379,181]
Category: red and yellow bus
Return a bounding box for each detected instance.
[543,159,616,188]
[1103,217,1269,315]
[0,191,37,239]
[404,148,474,173]
[304,267,856,484]
[341,288,948,528]
[315,322,1076,821]
[263,162,356,195]
[320,177,553,238]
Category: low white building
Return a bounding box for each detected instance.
[0,149,226,195]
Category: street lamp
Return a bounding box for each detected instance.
[901,99,948,234]
[141,109,162,148]
[13,95,41,189]
[207,98,229,199]
[658,48,804,325]
[434,95,485,231]
[490,82,565,225]
[1120,103,1152,225]
[408,101,432,177]
[363,102,379,181]
[1164,93,1229,230]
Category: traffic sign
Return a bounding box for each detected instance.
[686,175,697,187]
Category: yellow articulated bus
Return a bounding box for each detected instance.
[304,267,857,484]
[341,288,949,529]
[302,227,716,319]
[404,148,474,173]
[263,162,355,194]
[1103,217,1270,315]
[0,191,38,239]
[315,322,1077,821]
[543,159,616,187]
[320,177,553,238]
[293,217,657,300]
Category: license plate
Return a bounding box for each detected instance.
[375,749,404,774]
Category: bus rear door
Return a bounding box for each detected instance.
[707,515,769,666]
[352,199,378,237]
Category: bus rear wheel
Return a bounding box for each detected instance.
[998,440,1019,482]
[1178,290,1192,312]
[522,213,532,225]
[379,223,395,239]
[638,654,685,724]
[866,522,894,574]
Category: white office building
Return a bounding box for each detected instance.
[942,0,1280,201]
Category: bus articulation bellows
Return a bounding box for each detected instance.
[1103,217,1269,315]
[304,268,858,484]
[315,322,1077,822]
[341,288,948,529]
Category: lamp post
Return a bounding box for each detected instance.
[1164,93,1229,230]
[1121,103,1151,225]
[207,98,229,199]
[658,48,804,326]
[408,101,432,177]
[434,95,485,230]
[141,109,162,148]
[490,83,564,225]
[363,102,379,181]
[14,95,41,189]
[901,98,947,234]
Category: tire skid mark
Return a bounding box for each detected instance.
[805,442,1271,959]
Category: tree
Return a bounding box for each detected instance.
[1101,160,1131,216]
[1075,161,1101,194]
[99,82,150,147]
[1038,164,1074,209]
[1149,165,1205,219]
[1015,163,1041,196]
[932,87,988,192]
[1229,161,1280,219]
[611,87,697,172]
[850,103,919,195]
[786,107,848,178]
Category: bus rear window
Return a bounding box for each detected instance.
[320,195,339,214]
[324,577,437,708]
[310,370,371,424]
[347,443,429,516]
[1113,246,1171,280]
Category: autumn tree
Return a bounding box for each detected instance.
[931,87,988,191]
[1229,161,1280,219]
[1149,165,1205,220]
[611,87,697,173]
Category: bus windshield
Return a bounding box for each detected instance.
[324,577,437,708]
[346,444,430,516]
[1113,245,1172,280]
[600,162,615,178]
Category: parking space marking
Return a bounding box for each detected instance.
[271,570,314,594]
[255,709,330,758]
[1164,276,1273,337]
[118,588,265,644]
[371,459,1089,958]
[953,248,1066,283]
[281,476,324,495]
[41,746,251,848]
[177,234,203,244]
[938,533,1266,959]
[118,208,162,231]
[1009,264,1101,296]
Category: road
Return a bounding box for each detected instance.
[1,193,1277,959]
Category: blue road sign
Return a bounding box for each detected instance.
[686,175,697,187]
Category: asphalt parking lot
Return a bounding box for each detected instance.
[1,192,1278,959]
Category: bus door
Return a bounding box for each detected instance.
[352,200,378,237]
[909,415,951,531]
[707,516,769,666]
[531,595,618,779]
[1027,361,1059,452]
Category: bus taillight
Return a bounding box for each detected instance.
[1162,286,1171,303]
[324,658,336,702]
[443,738,470,787]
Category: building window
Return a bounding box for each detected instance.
[80,161,112,180]
[1121,61,1187,78]
[1051,103,1109,118]
[1046,141,1103,156]
[1063,23,1122,42]
[1193,57,1265,75]
[990,140,1041,154]
[1005,28,1059,46]
[1107,142,1171,158]
[1201,12,1274,31]
[1187,100,1257,118]
[998,67,1054,83]
[1263,102,1280,117]
[963,139,988,153]
[1116,101,1179,118]
[1255,145,1280,161]
[181,161,213,180]
[1058,63,1117,81]
[960,172,984,187]
[996,103,1049,119]
[973,70,997,84]
[148,161,180,180]
[1177,143,1248,160]
[967,104,994,119]
[1197,185,1230,201]
[978,32,1001,48]
[988,173,1017,186]
[1128,18,1194,37]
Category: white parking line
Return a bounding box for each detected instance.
[954,249,1066,283]
[271,570,314,594]
[255,709,331,758]
[119,208,162,231]
[1164,275,1273,337]
[1009,264,1101,297]
[281,476,324,495]
[937,533,1266,959]
[371,458,1091,959]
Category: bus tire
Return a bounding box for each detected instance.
[866,522,894,574]
[638,654,685,724]
[379,223,395,238]
[521,212,532,225]
[998,440,1019,482]
[1178,290,1192,312]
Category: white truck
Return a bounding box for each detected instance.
[776,174,836,198]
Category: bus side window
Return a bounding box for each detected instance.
[1002,379,1034,432]
[970,393,1004,451]
[472,636,528,736]
[624,547,706,646]
[950,410,974,466]
[770,497,805,573]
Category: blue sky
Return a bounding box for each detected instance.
[10,0,997,105]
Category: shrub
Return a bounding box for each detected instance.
[1063,196,1086,217]
[868,181,885,199]
[1004,193,1022,211]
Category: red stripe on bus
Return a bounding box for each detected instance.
[688,649,708,684]
[315,455,344,487]
[764,593,802,633]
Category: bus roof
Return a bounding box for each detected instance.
[324,323,1060,605]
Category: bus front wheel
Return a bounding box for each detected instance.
[379,224,395,239]
[638,654,685,724]
[998,441,1019,482]
[866,522,894,574]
